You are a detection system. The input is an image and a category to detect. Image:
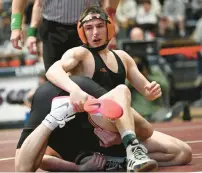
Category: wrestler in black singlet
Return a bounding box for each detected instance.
[17,47,127,161]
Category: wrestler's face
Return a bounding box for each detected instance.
[83,15,107,48]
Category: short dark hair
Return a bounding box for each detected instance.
[79,6,107,22]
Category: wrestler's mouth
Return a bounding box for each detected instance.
[93,39,101,43]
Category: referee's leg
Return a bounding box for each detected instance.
[39,19,81,71]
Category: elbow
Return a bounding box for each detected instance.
[46,62,58,81]
[15,160,35,172]
[15,150,37,172]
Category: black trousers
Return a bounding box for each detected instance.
[39,18,82,71]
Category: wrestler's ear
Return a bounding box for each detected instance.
[106,16,115,41]
[77,22,87,44]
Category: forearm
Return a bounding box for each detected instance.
[16,124,52,172]
[46,61,81,93]
[30,0,42,28]
[102,0,120,9]
[12,0,27,14]
[40,155,79,171]
[102,0,119,19]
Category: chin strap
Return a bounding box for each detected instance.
[85,42,109,52]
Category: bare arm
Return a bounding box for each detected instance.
[12,0,27,14]
[30,0,42,28]
[46,47,87,93]
[40,155,79,171]
[102,0,120,9]
[102,0,120,19]
[15,124,51,172]
[124,51,151,99]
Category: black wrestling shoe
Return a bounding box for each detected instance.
[75,151,126,171]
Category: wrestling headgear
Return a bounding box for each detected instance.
[77,6,115,47]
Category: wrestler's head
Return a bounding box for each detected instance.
[77,6,115,50]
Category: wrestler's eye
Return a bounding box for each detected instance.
[97,24,104,28]
[86,27,92,30]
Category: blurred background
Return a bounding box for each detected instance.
[0,0,202,128]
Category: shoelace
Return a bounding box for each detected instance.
[131,144,149,160]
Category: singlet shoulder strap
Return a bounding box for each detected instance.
[110,50,126,75]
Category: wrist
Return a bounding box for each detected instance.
[69,85,81,93]
[42,113,59,131]
[27,27,37,37]
[11,13,22,30]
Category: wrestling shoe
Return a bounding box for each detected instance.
[84,98,123,120]
[42,96,75,130]
[127,142,158,172]
[75,152,126,171]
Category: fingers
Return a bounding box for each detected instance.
[28,42,37,54]
[71,102,85,112]
[27,37,38,54]
[11,39,22,49]
[94,153,106,170]
[150,84,161,94]
[94,128,108,146]
[152,88,162,96]
[145,81,162,99]
[144,81,157,91]
[99,140,105,147]
[10,30,23,49]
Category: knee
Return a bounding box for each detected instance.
[179,143,192,165]
[115,85,131,100]
[173,142,192,165]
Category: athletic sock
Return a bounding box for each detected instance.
[121,130,139,148]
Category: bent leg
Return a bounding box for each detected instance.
[90,84,158,172]
[143,131,192,166]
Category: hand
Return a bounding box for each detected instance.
[144,81,162,101]
[94,128,122,147]
[79,153,106,171]
[70,89,93,112]
[27,36,38,54]
[10,29,24,49]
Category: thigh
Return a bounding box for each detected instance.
[26,76,107,128]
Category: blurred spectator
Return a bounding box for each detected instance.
[137,0,162,16]
[191,0,202,20]
[0,10,11,44]
[130,27,145,41]
[116,0,137,28]
[163,0,186,37]
[130,26,155,40]
[0,0,12,12]
[156,15,178,39]
[135,0,158,35]
[192,17,202,43]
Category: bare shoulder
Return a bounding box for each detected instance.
[113,49,130,58]
[112,49,132,62]
[61,46,90,61]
